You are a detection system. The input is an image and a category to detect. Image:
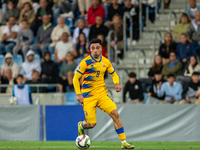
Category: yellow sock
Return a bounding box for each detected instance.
[115,127,126,141]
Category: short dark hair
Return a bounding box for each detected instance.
[169,51,176,56]
[192,72,199,76]
[129,72,136,78]
[32,70,39,75]
[90,38,102,46]
[17,74,23,79]
[154,70,162,75]
[167,74,175,78]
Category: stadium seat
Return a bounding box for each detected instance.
[13,55,23,68]
[65,18,73,28]
[66,92,77,105]
[34,54,40,63]
[0,55,5,68]
[51,54,55,61]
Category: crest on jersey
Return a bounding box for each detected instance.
[102,63,106,67]
[84,111,88,116]
[78,65,81,69]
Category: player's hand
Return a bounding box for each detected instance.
[115,83,121,92]
[170,95,174,99]
[77,94,84,104]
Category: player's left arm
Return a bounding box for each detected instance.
[107,61,121,92]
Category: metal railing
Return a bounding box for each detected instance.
[120,69,129,103]
[107,30,118,68]
[123,12,133,58]
[153,30,162,59]
[0,84,60,93]
[160,0,164,14]
[136,50,147,79]
[168,11,177,32]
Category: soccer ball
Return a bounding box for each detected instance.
[75,134,91,149]
[9,96,18,105]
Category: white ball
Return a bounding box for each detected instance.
[9,97,18,105]
[75,134,91,149]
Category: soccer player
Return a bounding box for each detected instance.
[73,38,135,149]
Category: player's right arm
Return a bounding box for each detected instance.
[73,60,87,104]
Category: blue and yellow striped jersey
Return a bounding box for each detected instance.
[76,55,116,98]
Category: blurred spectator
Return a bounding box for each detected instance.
[18,2,35,26]
[0,0,7,14]
[59,52,77,92]
[157,74,184,104]
[54,32,73,64]
[13,20,33,59]
[2,0,19,25]
[110,15,123,60]
[187,11,200,47]
[20,50,41,81]
[146,70,165,104]
[89,15,109,41]
[31,0,53,35]
[59,0,78,18]
[148,55,163,78]
[41,52,58,83]
[173,13,190,42]
[159,32,176,64]
[74,33,89,64]
[49,17,71,54]
[26,70,43,93]
[183,55,200,77]
[17,0,32,10]
[124,0,139,44]
[73,19,89,45]
[87,0,105,27]
[176,33,197,66]
[1,53,20,78]
[142,0,156,24]
[107,0,124,25]
[123,72,143,104]
[0,16,20,54]
[78,0,92,17]
[0,69,17,93]
[97,34,107,58]
[186,0,200,21]
[12,74,33,105]
[162,51,182,80]
[183,72,200,104]
[30,15,54,57]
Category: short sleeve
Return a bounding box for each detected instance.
[107,60,115,74]
[3,27,8,34]
[76,60,87,75]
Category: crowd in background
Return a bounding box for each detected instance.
[0,0,200,105]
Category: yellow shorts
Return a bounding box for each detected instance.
[83,94,117,124]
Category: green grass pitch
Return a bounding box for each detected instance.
[0,141,199,150]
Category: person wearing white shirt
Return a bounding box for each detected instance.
[54,32,73,64]
[0,16,20,54]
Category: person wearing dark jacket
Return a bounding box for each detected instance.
[25,70,43,93]
[31,0,53,35]
[107,0,124,22]
[41,52,58,83]
[148,55,163,78]
[159,33,176,64]
[123,72,143,104]
[182,72,200,104]
[89,15,109,41]
[146,70,165,104]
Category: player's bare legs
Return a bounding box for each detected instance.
[110,109,134,149]
[82,120,96,129]
[109,109,123,130]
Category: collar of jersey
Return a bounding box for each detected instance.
[90,54,102,62]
